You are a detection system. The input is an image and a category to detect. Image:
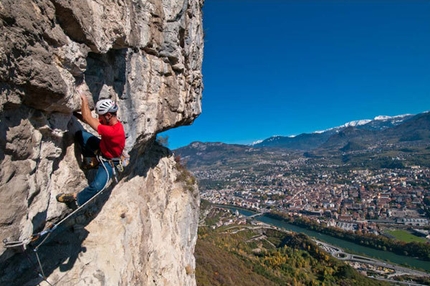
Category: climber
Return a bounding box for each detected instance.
[56,90,125,206]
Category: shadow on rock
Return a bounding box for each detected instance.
[0,140,172,286]
[0,186,113,286]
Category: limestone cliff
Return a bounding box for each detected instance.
[0,0,203,285]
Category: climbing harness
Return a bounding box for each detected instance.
[100,156,120,182]
[100,151,130,182]
[101,157,119,183]
[2,153,121,283]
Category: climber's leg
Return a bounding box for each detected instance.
[75,130,100,157]
[76,161,113,206]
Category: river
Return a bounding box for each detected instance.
[224,206,430,272]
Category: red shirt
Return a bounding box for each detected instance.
[98,121,125,159]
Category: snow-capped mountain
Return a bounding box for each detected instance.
[315,114,413,134]
[175,111,430,171]
[252,113,417,150]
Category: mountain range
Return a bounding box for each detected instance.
[251,113,417,150]
[175,111,430,170]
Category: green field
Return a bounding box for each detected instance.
[385,229,427,243]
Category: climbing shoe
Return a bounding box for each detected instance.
[56,193,76,203]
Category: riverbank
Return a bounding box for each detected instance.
[222,205,430,272]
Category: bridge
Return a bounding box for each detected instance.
[248,211,266,218]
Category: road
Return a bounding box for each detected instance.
[315,240,430,280]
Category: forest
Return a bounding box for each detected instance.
[195,226,390,286]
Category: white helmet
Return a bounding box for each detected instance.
[95,99,118,115]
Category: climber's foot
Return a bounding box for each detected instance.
[56,193,76,203]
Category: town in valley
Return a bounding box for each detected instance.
[197,159,430,238]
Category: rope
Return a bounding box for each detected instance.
[34,249,46,278]
[21,244,54,286]
[5,156,112,248]
[3,156,114,283]
[2,238,32,248]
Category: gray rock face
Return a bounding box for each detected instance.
[0,0,203,285]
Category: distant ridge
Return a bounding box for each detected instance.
[175,111,430,170]
[318,114,413,133]
[176,111,429,153]
[251,113,417,150]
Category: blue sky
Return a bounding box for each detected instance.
[162,0,430,149]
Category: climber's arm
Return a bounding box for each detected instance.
[79,94,100,131]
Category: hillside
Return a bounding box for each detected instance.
[195,203,392,286]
